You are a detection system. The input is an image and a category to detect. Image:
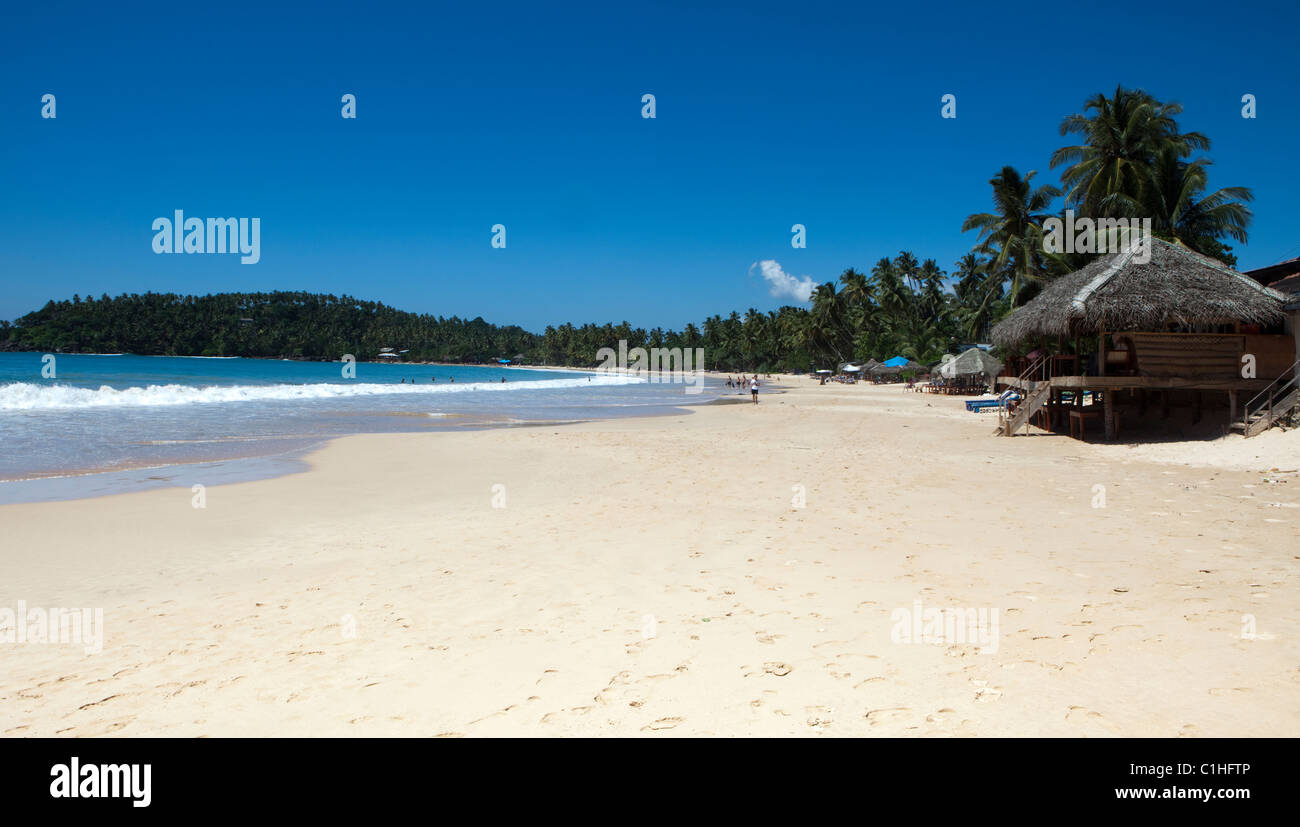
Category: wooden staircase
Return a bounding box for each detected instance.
[1231,360,1300,438]
[996,381,1052,436]
[995,355,1053,436]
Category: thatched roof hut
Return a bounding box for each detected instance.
[935,347,1002,378]
[991,237,1285,349]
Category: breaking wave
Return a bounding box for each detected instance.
[0,374,639,411]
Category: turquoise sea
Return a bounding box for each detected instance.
[0,353,725,503]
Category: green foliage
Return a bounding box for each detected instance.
[2,292,538,363]
[2,260,985,373]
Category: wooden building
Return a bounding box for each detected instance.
[991,237,1293,439]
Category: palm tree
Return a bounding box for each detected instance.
[808,283,850,365]
[1051,85,1208,217]
[1144,146,1253,263]
[952,253,986,302]
[871,256,908,317]
[962,166,1061,307]
[742,308,766,368]
[894,251,921,293]
[837,267,872,331]
[918,259,945,320]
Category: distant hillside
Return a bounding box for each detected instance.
[0,291,542,363]
[0,290,824,372]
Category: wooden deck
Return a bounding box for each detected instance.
[997,375,1272,392]
[994,375,1274,439]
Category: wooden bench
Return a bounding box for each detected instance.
[1069,407,1120,440]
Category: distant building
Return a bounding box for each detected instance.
[1245,256,1300,362]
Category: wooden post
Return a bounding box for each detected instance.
[1229,390,1238,424]
[1105,391,1115,440]
[1098,332,1106,377]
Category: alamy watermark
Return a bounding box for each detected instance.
[890,599,999,654]
[152,210,260,264]
[50,758,151,808]
[0,600,104,655]
[595,340,705,394]
[1043,210,1151,264]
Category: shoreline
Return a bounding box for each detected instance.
[0,374,733,503]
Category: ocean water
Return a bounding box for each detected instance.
[0,353,728,502]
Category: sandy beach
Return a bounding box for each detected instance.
[1,378,1297,737]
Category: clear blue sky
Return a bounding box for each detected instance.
[3,0,1297,332]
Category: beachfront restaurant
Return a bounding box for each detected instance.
[990,237,1293,440]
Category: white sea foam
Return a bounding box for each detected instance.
[0,374,643,411]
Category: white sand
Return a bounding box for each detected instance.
[1,379,1297,736]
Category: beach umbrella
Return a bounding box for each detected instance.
[882,356,910,367]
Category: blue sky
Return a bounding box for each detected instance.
[2,0,1298,332]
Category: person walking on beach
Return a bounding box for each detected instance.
[751,377,760,403]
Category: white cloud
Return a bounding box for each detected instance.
[751,260,815,303]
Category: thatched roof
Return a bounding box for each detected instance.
[991,237,1285,349]
[935,347,1002,378]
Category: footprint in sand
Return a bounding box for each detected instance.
[78,695,121,711]
[1065,705,1120,732]
[974,686,1003,702]
[853,676,887,689]
[642,716,683,732]
[970,679,1003,702]
[864,707,911,725]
